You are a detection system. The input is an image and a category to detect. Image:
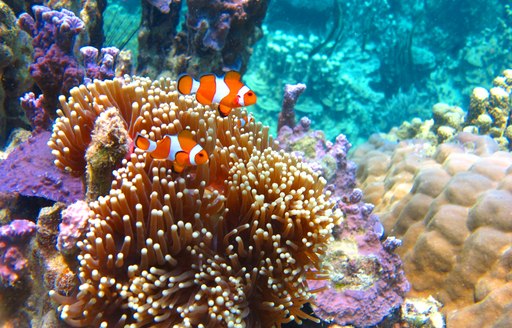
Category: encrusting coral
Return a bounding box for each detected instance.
[49,76,342,327]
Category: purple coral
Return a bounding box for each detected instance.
[277,83,306,132]
[0,131,84,204]
[277,116,357,199]
[138,0,269,77]
[185,0,270,73]
[20,92,51,132]
[80,46,120,84]
[18,5,85,115]
[146,0,175,14]
[277,113,408,326]
[308,190,409,327]
[57,200,90,255]
[0,219,36,286]
[0,220,36,240]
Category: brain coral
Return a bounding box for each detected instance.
[50,76,341,327]
[352,132,512,327]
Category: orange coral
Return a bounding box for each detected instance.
[50,76,341,327]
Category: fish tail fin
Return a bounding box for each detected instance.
[134,133,153,151]
[177,74,198,95]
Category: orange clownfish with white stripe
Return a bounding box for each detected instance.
[177,71,257,117]
[134,130,208,173]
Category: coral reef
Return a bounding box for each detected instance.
[276,110,408,326]
[80,46,119,84]
[384,69,512,151]
[352,132,512,327]
[277,117,356,199]
[0,219,36,286]
[244,25,386,143]
[246,0,512,143]
[18,5,85,116]
[277,83,306,132]
[401,296,444,328]
[138,0,269,78]
[20,92,52,132]
[0,131,84,203]
[309,190,409,327]
[49,76,341,326]
[465,70,512,148]
[84,107,129,201]
[0,1,33,145]
[57,200,90,255]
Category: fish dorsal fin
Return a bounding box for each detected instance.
[175,151,189,165]
[178,129,194,140]
[224,71,241,81]
[151,136,171,159]
[178,130,196,151]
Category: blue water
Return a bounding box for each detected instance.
[243,0,512,144]
[100,0,511,144]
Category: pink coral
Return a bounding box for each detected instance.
[57,200,90,255]
[0,219,36,286]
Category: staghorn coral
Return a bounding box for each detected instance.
[50,76,341,327]
[352,132,512,327]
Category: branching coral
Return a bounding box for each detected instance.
[49,76,341,327]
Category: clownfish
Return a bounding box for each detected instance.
[134,130,208,173]
[237,114,254,128]
[177,71,257,117]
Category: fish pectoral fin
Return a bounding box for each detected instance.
[151,136,171,159]
[172,162,185,173]
[225,71,241,81]
[218,104,232,117]
[175,151,189,165]
[134,133,150,151]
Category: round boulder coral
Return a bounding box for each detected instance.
[352,132,512,327]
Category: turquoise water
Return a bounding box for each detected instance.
[101,0,511,144]
[1,0,512,327]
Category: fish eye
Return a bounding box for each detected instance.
[247,92,254,96]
